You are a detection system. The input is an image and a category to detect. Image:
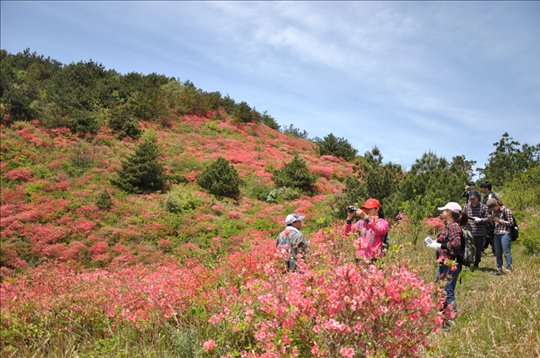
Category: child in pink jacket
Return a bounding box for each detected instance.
[344,198,389,260]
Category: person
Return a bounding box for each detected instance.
[460,181,476,202]
[486,198,514,275]
[344,198,389,261]
[463,191,489,270]
[480,181,498,205]
[480,181,498,255]
[276,213,310,271]
[426,202,464,321]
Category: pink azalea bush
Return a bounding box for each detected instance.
[0,227,442,357]
[206,227,442,357]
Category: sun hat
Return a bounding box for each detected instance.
[360,198,381,210]
[437,202,462,214]
[285,213,305,225]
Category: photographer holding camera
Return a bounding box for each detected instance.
[460,181,476,202]
[344,198,389,261]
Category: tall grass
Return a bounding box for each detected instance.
[427,245,540,357]
[386,212,540,358]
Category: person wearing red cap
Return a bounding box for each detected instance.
[344,198,389,261]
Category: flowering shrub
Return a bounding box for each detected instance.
[423,216,445,235]
[1,227,442,357]
[4,168,33,181]
[310,165,335,179]
[206,227,442,357]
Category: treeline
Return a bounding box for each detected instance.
[338,133,539,221]
[0,49,280,137]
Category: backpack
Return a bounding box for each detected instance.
[276,229,292,255]
[509,216,519,241]
[459,228,476,266]
[500,207,519,241]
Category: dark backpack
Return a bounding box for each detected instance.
[459,228,476,266]
[510,217,519,241]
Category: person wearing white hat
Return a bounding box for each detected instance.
[276,213,310,271]
[426,201,465,325]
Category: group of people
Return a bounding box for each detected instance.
[275,180,516,328]
[459,180,514,275]
[276,198,389,272]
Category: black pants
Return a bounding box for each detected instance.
[474,235,485,265]
[483,234,495,254]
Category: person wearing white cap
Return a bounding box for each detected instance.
[425,201,465,325]
[276,213,310,271]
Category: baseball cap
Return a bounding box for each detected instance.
[285,213,305,225]
[486,198,498,207]
[437,202,462,214]
[360,198,381,210]
[469,191,480,199]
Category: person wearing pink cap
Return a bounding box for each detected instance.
[344,198,389,261]
[426,201,466,324]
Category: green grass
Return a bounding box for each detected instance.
[425,244,540,357]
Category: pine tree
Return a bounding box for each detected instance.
[198,157,241,198]
[315,133,357,161]
[273,155,316,194]
[112,130,166,193]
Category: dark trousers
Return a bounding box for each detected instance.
[484,224,495,254]
[435,263,462,313]
[474,235,485,265]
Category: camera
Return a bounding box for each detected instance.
[347,206,358,213]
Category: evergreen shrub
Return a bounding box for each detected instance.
[198,158,241,199]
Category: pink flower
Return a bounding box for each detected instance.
[203,339,215,351]
[227,211,242,219]
[339,347,355,358]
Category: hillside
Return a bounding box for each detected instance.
[1,113,356,273]
[1,50,539,357]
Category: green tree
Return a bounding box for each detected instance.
[273,155,316,194]
[478,132,540,187]
[360,147,404,203]
[282,124,309,139]
[108,105,141,139]
[44,60,108,133]
[1,49,63,123]
[112,130,166,193]
[315,133,357,161]
[232,101,257,124]
[385,151,469,218]
[260,111,280,130]
[198,157,241,198]
[332,175,366,218]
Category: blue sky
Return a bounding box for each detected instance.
[2,1,539,172]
